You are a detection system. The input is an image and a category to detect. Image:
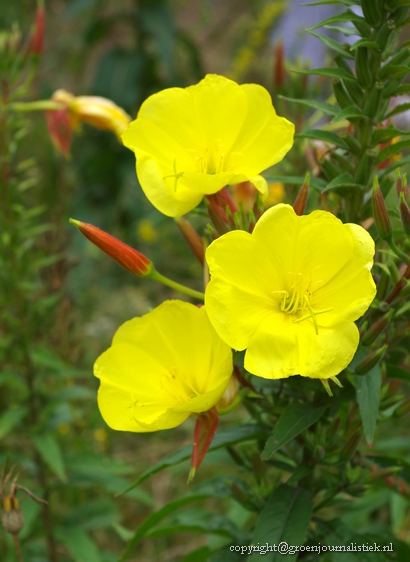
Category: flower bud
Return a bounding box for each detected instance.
[355,47,373,89]
[361,309,394,347]
[70,219,153,277]
[31,1,45,56]
[1,496,24,535]
[293,172,309,216]
[372,176,392,240]
[355,344,388,375]
[361,0,382,27]
[175,217,204,264]
[189,407,219,482]
[273,41,285,90]
[399,190,410,236]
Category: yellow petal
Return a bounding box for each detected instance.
[231,83,294,176]
[245,313,359,380]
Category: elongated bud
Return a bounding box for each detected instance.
[188,407,219,482]
[175,217,204,265]
[340,430,362,462]
[206,201,231,235]
[31,1,45,56]
[361,0,382,27]
[399,191,410,236]
[361,309,394,346]
[273,41,285,90]
[396,171,409,200]
[372,176,392,240]
[1,496,24,535]
[355,47,373,89]
[355,344,388,375]
[293,172,310,216]
[69,219,153,277]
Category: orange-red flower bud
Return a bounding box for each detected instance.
[45,107,72,157]
[372,177,392,240]
[70,219,153,277]
[189,406,219,482]
[31,1,45,56]
[399,190,410,236]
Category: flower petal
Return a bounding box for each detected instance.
[231,84,294,175]
[245,313,359,380]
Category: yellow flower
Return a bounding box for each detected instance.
[205,204,377,381]
[122,74,294,217]
[94,301,233,432]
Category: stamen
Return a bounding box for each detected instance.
[292,295,333,335]
[331,376,343,388]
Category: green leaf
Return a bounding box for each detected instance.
[307,11,366,31]
[380,64,410,80]
[302,0,356,5]
[147,510,240,539]
[355,365,382,446]
[325,25,360,37]
[266,175,327,191]
[350,39,380,51]
[64,499,120,530]
[248,485,312,561]
[385,102,410,119]
[293,67,357,82]
[0,407,28,440]
[262,402,327,460]
[56,528,102,562]
[278,95,338,116]
[396,84,410,95]
[32,433,67,482]
[307,31,354,59]
[331,105,367,123]
[371,126,409,145]
[322,172,361,192]
[182,546,214,562]
[123,424,268,491]
[375,138,410,165]
[296,129,349,149]
[385,364,410,381]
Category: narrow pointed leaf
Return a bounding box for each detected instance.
[296,129,349,149]
[294,67,357,82]
[33,433,67,482]
[376,139,410,165]
[331,105,366,123]
[307,31,354,59]
[262,403,327,460]
[278,95,338,116]
[248,485,312,561]
[355,365,382,445]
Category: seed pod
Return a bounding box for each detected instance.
[1,496,24,535]
[372,177,392,240]
[355,47,373,89]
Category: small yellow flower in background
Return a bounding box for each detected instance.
[137,218,158,243]
[122,74,294,217]
[205,204,377,382]
[94,301,233,432]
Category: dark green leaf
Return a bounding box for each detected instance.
[56,528,102,562]
[355,365,382,446]
[266,175,327,191]
[147,510,240,539]
[296,129,349,149]
[182,546,214,562]
[278,95,338,116]
[248,485,312,561]
[293,67,357,82]
[380,65,410,80]
[331,105,367,123]
[123,424,268,491]
[379,155,410,178]
[325,25,359,37]
[0,407,28,440]
[307,31,354,59]
[302,0,356,5]
[64,499,120,530]
[210,545,245,561]
[375,139,410,165]
[262,403,327,460]
[32,433,67,482]
[385,364,410,381]
[396,84,410,95]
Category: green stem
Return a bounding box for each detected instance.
[150,270,205,300]
[387,238,410,265]
[9,100,63,112]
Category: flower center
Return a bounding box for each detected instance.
[195,141,227,175]
[273,272,333,335]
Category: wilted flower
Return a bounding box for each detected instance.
[94,301,232,432]
[122,74,294,217]
[45,89,131,155]
[205,204,376,381]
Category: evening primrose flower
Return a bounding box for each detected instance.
[94,301,232,432]
[205,204,377,381]
[122,74,294,217]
